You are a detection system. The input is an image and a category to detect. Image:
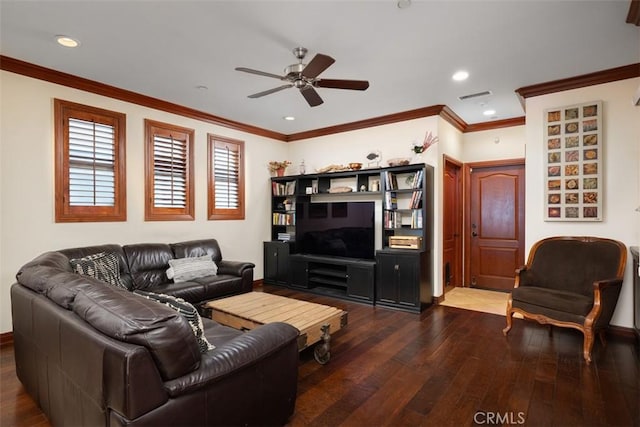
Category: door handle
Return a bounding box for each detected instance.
[471,223,478,237]
[472,231,478,237]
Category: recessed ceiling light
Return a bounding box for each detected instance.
[283,116,295,121]
[483,109,496,116]
[397,0,411,9]
[56,35,79,48]
[196,85,208,90]
[452,70,469,81]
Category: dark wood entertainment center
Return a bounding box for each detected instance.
[264,164,433,313]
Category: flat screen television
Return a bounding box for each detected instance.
[295,201,375,260]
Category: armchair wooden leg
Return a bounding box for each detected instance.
[598,330,607,347]
[583,328,594,364]
[503,298,514,335]
[503,309,513,336]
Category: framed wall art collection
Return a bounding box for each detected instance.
[543,101,603,221]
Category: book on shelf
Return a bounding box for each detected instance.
[277,232,293,241]
[412,169,423,189]
[384,191,397,210]
[384,171,398,190]
[272,180,296,196]
[272,212,295,226]
[409,190,423,209]
[411,210,423,228]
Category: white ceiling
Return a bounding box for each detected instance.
[1,1,638,135]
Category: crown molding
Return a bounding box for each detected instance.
[0,55,288,141]
[464,117,526,133]
[516,63,640,102]
[7,56,636,142]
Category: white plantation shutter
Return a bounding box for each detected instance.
[55,99,126,223]
[208,135,245,220]
[68,118,116,206]
[153,135,187,208]
[144,120,194,221]
[214,143,240,209]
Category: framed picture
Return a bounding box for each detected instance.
[544,101,602,221]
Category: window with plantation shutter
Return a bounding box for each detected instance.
[208,134,245,220]
[145,119,194,221]
[54,99,126,222]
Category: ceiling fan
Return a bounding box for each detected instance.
[235,47,369,107]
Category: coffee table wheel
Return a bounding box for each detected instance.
[314,345,330,364]
[314,323,331,364]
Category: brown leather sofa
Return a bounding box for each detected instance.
[11,239,299,426]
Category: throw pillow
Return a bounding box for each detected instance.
[69,252,128,290]
[167,255,218,282]
[133,290,215,353]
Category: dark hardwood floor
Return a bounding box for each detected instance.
[1,285,638,426]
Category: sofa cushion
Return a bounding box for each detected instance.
[59,244,132,289]
[69,252,128,290]
[167,255,218,282]
[123,243,173,290]
[72,283,201,380]
[171,239,223,264]
[512,286,593,316]
[134,290,215,353]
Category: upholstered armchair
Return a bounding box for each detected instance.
[503,236,627,363]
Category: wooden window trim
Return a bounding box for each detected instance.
[208,134,245,220]
[54,99,126,222]
[144,119,195,221]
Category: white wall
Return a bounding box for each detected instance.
[525,77,640,327]
[0,71,287,332]
[462,125,526,163]
[2,69,638,332]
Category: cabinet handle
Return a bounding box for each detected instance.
[394,264,399,271]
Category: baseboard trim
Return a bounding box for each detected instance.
[0,331,14,348]
[433,294,445,305]
[253,279,264,289]
[608,325,637,342]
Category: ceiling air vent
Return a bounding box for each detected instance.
[458,90,492,101]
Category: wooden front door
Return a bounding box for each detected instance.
[465,160,525,291]
[443,156,462,287]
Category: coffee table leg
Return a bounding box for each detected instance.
[313,324,331,364]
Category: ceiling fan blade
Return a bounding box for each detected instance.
[302,54,335,79]
[316,79,370,91]
[235,67,285,80]
[248,84,293,98]
[300,86,324,107]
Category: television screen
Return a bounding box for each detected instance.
[295,201,375,260]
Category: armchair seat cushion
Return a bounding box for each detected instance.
[512,286,593,317]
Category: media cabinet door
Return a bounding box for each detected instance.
[346,264,375,302]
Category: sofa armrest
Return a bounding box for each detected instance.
[163,322,298,397]
[217,260,254,276]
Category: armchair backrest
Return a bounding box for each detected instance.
[526,236,626,297]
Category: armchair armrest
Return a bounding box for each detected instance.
[217,260,255,277]
[587,278,624,330]
[163,322,298,397]
[513,265,529,289]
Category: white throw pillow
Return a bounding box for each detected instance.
[167,255,218,282]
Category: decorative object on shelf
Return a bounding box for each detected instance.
[411,131,439,154]
[348,162,363,170]
[410,131,438,164]
[316,164,349,173]
[328,186,353,193]
[366,150,381,168]
[543,101,602,221]
[299,159,306,175]
[387,157,410,167]
[269,160,291,176]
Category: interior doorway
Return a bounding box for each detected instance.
[464,159,525,291]
[442,156,463,290]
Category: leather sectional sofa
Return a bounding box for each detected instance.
[10,238,299,426]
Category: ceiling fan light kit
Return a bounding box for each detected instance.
[235,47,369,107]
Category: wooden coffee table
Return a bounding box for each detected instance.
[205,292,347,364]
